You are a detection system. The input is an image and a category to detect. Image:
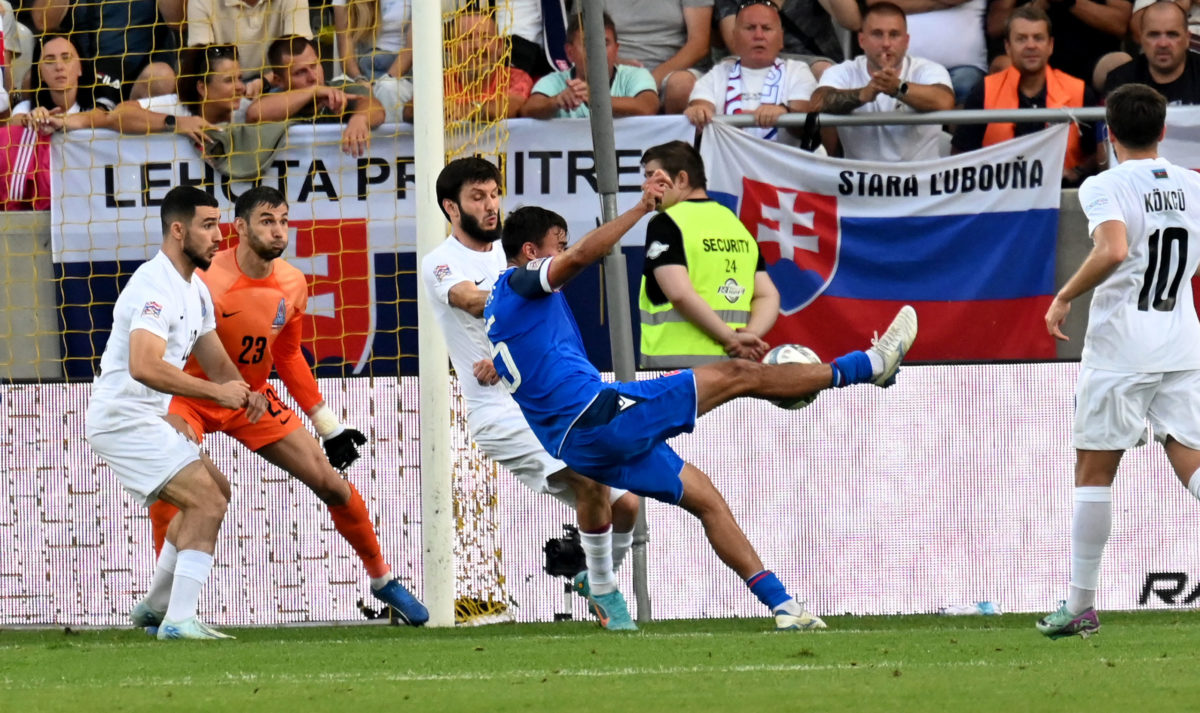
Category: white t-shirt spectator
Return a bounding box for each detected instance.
[818,54,952,161]
[690,56,816,110]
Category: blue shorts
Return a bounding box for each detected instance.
[559,370,697,503]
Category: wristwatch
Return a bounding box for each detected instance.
[897,81,909,98]
[163,114,176,129]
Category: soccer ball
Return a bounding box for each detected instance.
[761,344,822,410]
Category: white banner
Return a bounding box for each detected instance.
[50,117,696,263]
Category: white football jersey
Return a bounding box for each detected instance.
[86,251,216,433]
[420,236,519,425]
[1078,157,1200,372]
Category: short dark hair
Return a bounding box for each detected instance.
[234,186,287,223]
[863,1,906,24]
[1106,83,1167,151]
[266,35,318,71]
[1005,4,1052,41]
[566,11,616,44]
[641,141,707,190]
[435,157,503,222]
[501,206,568,261]
[160,186,219,235]
[177,44,239,114]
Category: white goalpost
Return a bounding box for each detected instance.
[413,0,454,628]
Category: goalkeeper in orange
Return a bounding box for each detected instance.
[138,185,428,627]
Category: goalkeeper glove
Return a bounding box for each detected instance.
[311,404,368,470]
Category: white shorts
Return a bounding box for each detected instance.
[471,413,628,508]
[1073,366,1200,451]
[86,416,202,506]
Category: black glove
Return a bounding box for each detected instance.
[323,427,367,470]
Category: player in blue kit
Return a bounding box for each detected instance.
[484,173,918,629]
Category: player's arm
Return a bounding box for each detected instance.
[545,172,669,290]
[1046,219,1127,341]
[447,282,490,317]
[128,329,251,409]
[272,310,366,469]
[191,331,268,421]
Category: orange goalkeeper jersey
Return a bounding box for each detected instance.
[183,248,324,413]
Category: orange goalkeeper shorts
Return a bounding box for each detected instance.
[168,384,304,452]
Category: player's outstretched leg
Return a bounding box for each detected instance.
[257,432,429,626]
[676,463,825,630]
[694,306,918,414]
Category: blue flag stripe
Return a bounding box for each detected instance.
[822,209,1058,301]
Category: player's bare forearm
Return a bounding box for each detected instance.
[191,332,243,384]
[813,87,865,114]
[547,202,654,289]
[1058,221,1128,303]
[447,282,489,317]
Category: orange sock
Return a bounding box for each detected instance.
[148,500,179,557]
[328,482,390,579]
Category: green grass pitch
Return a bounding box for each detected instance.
[3,611,1197,712]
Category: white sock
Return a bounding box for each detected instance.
[165,550,214,622]
[611,529,633,573]
[370,571,393,591]
[145,541,178,613]
[1067,486,1111,614]
[1188,469,1200,501]
[866,349,884,377]
[772,598,803,616]
[579,526,616,596]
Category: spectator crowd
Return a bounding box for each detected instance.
[0,0,1196,208]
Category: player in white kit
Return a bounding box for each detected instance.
[420,158,642,630]
[85,186,265,640]
[1040,84,1200,639]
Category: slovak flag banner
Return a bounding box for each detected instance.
[700,121,1068,360]
[1160,106,1200,169]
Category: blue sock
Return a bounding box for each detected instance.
[830,351,872,387]
[746,570,791,610]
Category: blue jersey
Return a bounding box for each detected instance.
[484,257,605,456]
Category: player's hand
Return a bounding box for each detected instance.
[341,114,371,157]
[473,358,500,386]
[213,380,252,410]
[244,391,268,423]
[640,169,671,211]
[684,103,714,127]
[1045,296,1071,341]
[323,427,368,470]
[752,103,787,127]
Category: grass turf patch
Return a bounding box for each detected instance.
[2,611,1196,712]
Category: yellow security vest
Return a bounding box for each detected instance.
[638,200,759,369]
